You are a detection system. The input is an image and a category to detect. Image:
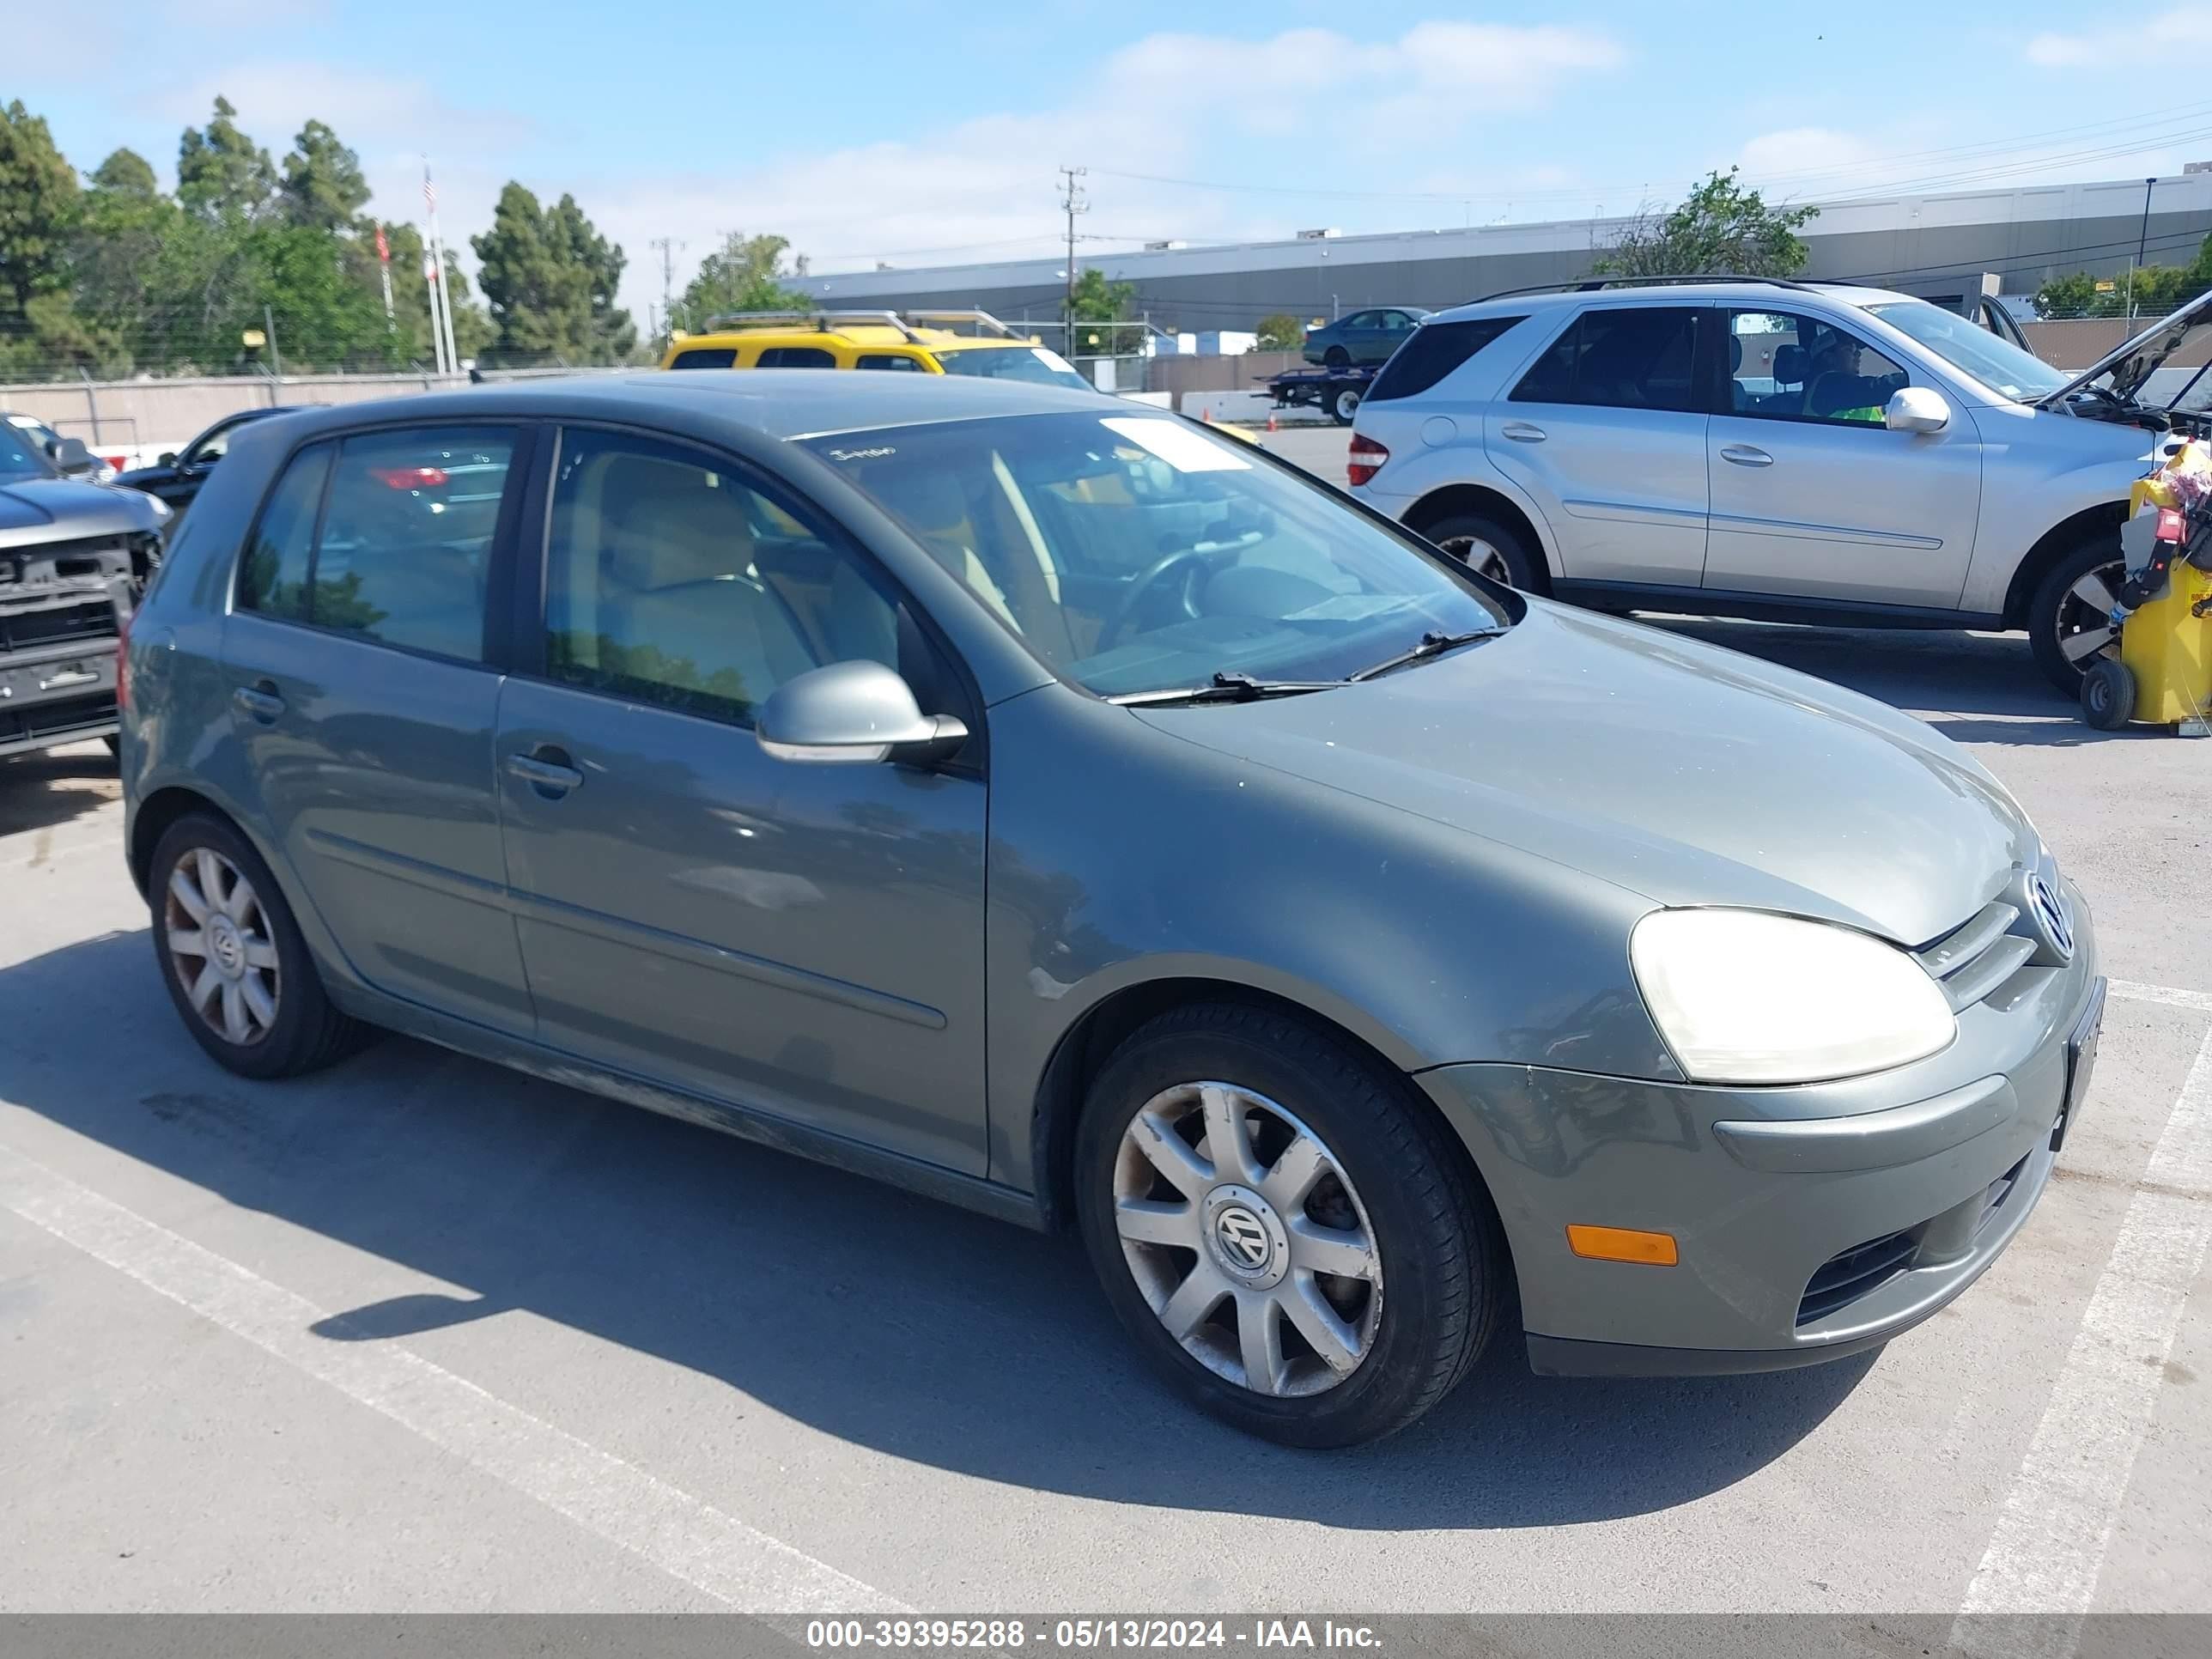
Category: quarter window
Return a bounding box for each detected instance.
[1511,306,1705,413]
[235,442,331,621]
[543,428,900,725]
[1365,315,1527,401]
[1728,310,1909,424]
[668,347,738,369]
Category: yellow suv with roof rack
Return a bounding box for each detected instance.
[661,308,1097,392]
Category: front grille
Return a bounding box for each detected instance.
[0,690,114,747]
[1797,1228,1920,1326]
[1915,900,2038,1011]
[1976,1150,2033,1237]
[0,599,118,653]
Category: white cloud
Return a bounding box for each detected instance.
[160,61,530,157]
[2027,6,2212,65]
[1739,126,1880,179]
[547,19,1625,320]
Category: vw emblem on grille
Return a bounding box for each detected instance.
[1214,1206,1270,1270]
[2030,873,2074,961]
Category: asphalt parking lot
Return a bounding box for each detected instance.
[2,428,2208,1629]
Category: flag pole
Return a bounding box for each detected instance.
[423,160,460,377]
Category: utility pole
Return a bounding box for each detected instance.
[2134,176,2156,320]
[651,236,682,344]
[1060,165,1087,354]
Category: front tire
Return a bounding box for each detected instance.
[149,812,370,1079]
[1073,1003,1504,1447]
[2029,532,2127,696]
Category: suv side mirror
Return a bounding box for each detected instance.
[157,452,179,468]
[1886,386,1950,434]
[52,436,95,475]
[755,659,968,766]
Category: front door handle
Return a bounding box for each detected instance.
[1720,444,1774,467]
[232,682,284,721]
[505,750,585,797]
[1500,421,1547,443]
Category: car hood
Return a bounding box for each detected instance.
[2038,287,2212,410]
[0,477,163,549]
[1134,604,2033,946]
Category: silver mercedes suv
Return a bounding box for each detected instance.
[1348,277,2207,693]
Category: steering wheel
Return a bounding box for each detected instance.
[1096,544,1239,652]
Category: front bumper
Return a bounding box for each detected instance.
[1415,892,2102,1373]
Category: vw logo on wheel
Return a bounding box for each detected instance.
[2030,873,2075,962]
[1214,1206,1270,1270]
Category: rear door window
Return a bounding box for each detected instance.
[1365,315,1528,401]
[756,346,836,368]
[856,354,921,371]
[1511,306,1706,412]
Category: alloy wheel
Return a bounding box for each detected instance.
[164,846,282,1046]
[1112,1082,1382,1398]
[2052,557,2127,670]
[1438,533,1511,585]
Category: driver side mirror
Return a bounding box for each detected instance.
[52,437,95,475]
[1885,386,1950,434]
[755,659,968,766]
[157,452,179,468]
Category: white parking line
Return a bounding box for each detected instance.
[0,1140,906,1615]
[2111,978,2212,1016]
[1952,1022,2212,1656]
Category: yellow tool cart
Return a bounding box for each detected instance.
[2081,442,2212,734]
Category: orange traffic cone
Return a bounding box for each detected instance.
[1200,408,1213,423]
[1267,413,1279,432]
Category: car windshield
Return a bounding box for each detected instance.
[0,428,57,483]
[932,344,1095,394]
[1864,300,2071,402]
[805,411,1511,699]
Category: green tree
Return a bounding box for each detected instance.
[177,96,276,221]
[1597,167,1816,279]
[280,120,369,231]
[673,231,809,335]
[1255,312,1304,351]
[2033,235,2212,319]
[0,100,81,313]
[471,182,635,363]
[1065,266,1137,355]
[91,147,158,197]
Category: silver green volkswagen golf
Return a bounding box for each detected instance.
[120,372,2104,1445]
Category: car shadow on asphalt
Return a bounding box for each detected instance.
[0,747,119,838]
[1640,617,2142,750]
[0,928,1874,1529]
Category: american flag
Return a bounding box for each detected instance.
[422,166,436,213]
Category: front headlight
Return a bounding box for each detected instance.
[1629,909,1955,1085]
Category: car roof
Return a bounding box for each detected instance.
[674,325,1034,353]
[262,369,1110,445]
[1431,279,1921,324]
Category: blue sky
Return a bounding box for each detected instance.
[18,1,2212,323]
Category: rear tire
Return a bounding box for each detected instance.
[149,812,372,1079]
[1073,1002,1504,1447]
[1323,346,1351,368]
[2080,658,2136,730]
[1419,510,1548,592]
[2029,532,2126,696]
[1327,384,1361,425]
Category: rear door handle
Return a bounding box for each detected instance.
[505,750,585,796]
[1500,422,1547,443]
[1720,444,1774,467]
[232,683,284,721]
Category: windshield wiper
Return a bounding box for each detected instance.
[1346,627,1505,682]
[1107,670,1339,707]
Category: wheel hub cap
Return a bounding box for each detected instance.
[205,915,246,977]
[1204,1184,1290,1288]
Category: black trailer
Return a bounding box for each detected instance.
[1264,364,1377,425]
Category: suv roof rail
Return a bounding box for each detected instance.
[901,307,1024,338]
[700,308,927,342]
[1474,273,1820,303]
